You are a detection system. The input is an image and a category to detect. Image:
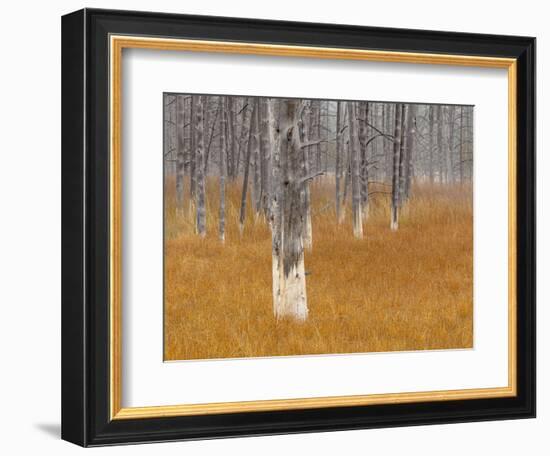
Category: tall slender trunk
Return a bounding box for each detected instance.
[238,99,256,233]
[226,97,236,179]
[335,101,343,223]
[219,97,228,242]
[428,105,434,183]
[347,102,363,238]
[357,102,370,220]
[391,103,403,231]
[398,104,410,208]
[259,99,271,218]
[403,104,415,200]
[446,106,455,183]
[252,101,262,218]
[459,106,464,183]
[299,100,313,249]
[194,96,206,236]
[436,105,444,183]
[189,96,196,214]
[175,95,185,214]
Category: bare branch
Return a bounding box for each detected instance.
[298,171,325,185]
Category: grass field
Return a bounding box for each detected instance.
[164,176,473,361]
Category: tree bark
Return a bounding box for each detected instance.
[391,103,403,231]
[238,99,256,233]
[347,102,363,238]
[175,95,186,213]
[194,95,206,237]
[299,100,313,249]
[357,102,370,220]
[428,105,434,183]
[219,96,228,242]
[269,98,308,321]
[335,101,344,224]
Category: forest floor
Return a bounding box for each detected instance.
[163,176,473,361]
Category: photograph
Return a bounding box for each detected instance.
[163,94,474,361]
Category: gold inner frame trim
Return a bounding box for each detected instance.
[109,34,518,421]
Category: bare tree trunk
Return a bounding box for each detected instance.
[226,97,235,179]
[357,102,370,220]
[194,96,206,237]
[269,99,308,321]
[391,103,403,231]
[219,97,228,242]
[347,102,363,238]
[175,95,185,214]
[251,100,262,219]
[238,99,256,233]
[335,101,344,223]
[189,96,197,215]
[436,105,444,183]
[459,106,464,183]
[428,105,434,183]
[299,100,313,250]
[403,104,415,200]
[259,99,271,218]
[398,104,410,205]
[446,106,455,184]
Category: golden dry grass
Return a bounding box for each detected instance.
[164,176,473,360]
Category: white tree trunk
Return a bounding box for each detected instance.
[391,103,403,231]
[195,95,206,237]
[269,98,308,321]
[347,102,363,238]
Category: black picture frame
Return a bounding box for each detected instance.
[62,8,536,447]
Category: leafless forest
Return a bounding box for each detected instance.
[163,94,473,360]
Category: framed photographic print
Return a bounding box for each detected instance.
[61,8,536,447]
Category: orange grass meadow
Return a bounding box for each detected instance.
[164,176,473,361]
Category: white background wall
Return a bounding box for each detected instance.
[0,0,545,454]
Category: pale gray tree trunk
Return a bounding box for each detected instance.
[195,95,206,237]
[259,99,271,218]
[446,106,455,183]
[252,101,262,218]
[436,105,444,183]
[188,96,197,215]
[391,103,403,231]
[238,99,256,233]
[357,102,370,220]
[428,105,434,183]
[335,101,344,223]
[459,106,464,183]
[398,104,410,205]
[219,96,228,242]
[175,95,186,213]
[403,104,415,200]
[347,102,363,238]
[299,100,313,250]
[269,98,308,321]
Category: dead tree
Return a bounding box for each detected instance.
[335,101,344,223]
[428,105,434,183]
[238,99,256,233]
[259,99,271,218]
[299,100,313,249]
[219,96,228,242]
[403,104,415,200]
[175,95,186,213]
[269,98,310,321]
[391,103,403,231]
[357,101,370,220]
[188,96,196,214]
[195,95,206,237]
[347,102,363,238]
